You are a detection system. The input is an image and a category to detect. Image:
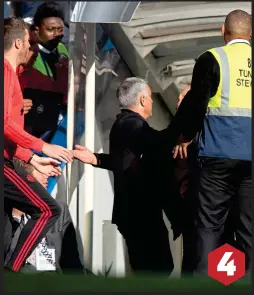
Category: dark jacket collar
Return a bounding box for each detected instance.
[120,108,146,121]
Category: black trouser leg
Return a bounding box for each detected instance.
[195,158,238,275]
[181,155,199,276]
[46,201,84,272]
[182,213,197,275]
[4,160,61,272]
[234,161,252,273]
[4,212,13,262]
[121,222,174,276]
[181,182,197,275]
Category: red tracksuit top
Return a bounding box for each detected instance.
[4,58,44,162]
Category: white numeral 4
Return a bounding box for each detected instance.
[217,252,236,276]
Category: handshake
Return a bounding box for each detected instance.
[32,136,193,189]
[27,143,97,188]
[39,142,97,166]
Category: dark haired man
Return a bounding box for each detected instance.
[19,2,69,139]
[173,9,252,274]
[4,17,73,272]
[10,1,69,44]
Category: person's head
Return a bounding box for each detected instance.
[33,2,65,50]
[221,10,252,43]
[117,77,153,119]
[20,24,40,69]
[4,17,30,67]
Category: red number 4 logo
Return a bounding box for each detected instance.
[208,243,245,286]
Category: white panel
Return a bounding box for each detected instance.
[71,1,140,23]
[125,2,251,27]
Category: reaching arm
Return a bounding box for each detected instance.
[174,51,220,141]
[14,145,33,163]
[93,111,187,165]
[4,62,44,152]
[93,153,114,171]
[120,114,186,156]
[72,145,113,171]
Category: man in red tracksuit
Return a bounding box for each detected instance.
[4,17,73,272]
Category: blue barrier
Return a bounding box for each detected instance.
[46,115,67,194]
[44,112,85,194]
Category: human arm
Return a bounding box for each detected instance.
[175,51,220,141]
[31,169,49,188]
[172,52,220,158]
[12,157,49,189]
[14,145,34,163]
[4,63,44,152]
[177,85,191,109]
[72,145,113,171]
[5,62,73,162]
[13,147,62,177]
[93,153,114,170]
[14,141,72,164]
[30,154,62,177]
[72,116,182,165]
[119,113,185,156]
[172,86,192,159]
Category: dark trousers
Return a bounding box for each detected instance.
[173,143,198,276]
[46,201,84,273]
[120,221,174,276]
[4,212,13,260]
[195,157,252,274]
[7,201,84,273]
[4,158,61,272]
[181,195,197,275]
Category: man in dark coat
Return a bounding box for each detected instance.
[72,77,184,275]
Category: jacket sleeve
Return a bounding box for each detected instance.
[93,115,184,170]
[4,63,44,152]
[122,116,183,156]
[14,146,33,163]
[93,153,113,171]
[175,52,220,141]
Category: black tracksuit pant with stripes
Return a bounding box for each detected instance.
[4,158,61,272]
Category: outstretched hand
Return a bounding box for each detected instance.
[72,145,97,165]
[172,135,192,159]
[41,142,73,163]
[30,155,62,177]
[31,169,49,188]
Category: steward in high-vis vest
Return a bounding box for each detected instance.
[18,2,69,139]
[172,9,252,275]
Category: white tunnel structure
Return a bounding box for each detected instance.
[105,1,251,115]
[51,1,251,276]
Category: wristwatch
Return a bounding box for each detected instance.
[27,153,35,164]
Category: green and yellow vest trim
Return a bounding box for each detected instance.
[33,43,69,77]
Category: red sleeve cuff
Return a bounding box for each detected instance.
[15,146,33,163]
[31,138,44,152]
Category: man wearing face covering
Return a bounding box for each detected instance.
[18,2,69,140]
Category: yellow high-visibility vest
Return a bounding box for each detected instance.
[198,42,251,160]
